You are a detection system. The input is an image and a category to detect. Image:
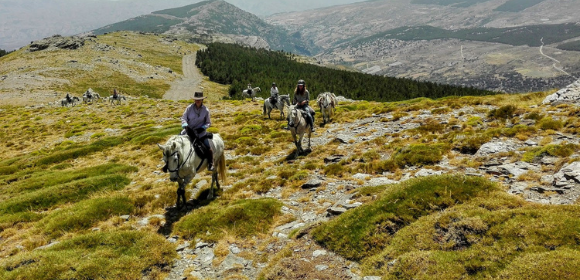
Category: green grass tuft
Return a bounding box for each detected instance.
[0,230,176,280]
[37,196,134,237]
[174,198,282,242]
[311,175,499,261]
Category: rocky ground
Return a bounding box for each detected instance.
[154,80,580,279]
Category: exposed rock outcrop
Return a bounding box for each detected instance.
[543,79,580,105]
[29,35,86,52]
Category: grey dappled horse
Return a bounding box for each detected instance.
[61,96,80,107]
[317,92,337,124]
[287,105,312,155]
[158,134,226,207]
[263,94,291,119]
[83,90,101,103]
[242,87,261,101]
[109,94,126,105]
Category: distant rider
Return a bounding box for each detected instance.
[292,79,315,132]
[66,93,72,102]
[270,82,279,106]
[181,91,214,171]
[112,88,119,99]
[247,83,253,96]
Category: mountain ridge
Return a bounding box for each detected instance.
[85,0,580,93]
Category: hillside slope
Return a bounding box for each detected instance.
[2,33,580,279]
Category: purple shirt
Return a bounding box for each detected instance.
[181,103,211,137]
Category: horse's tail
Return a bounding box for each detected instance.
[218,152,227,185]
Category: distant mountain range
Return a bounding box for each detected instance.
[5,0,580,93]
[0,0,363,51]
[88,0,580,93]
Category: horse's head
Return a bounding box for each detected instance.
[280,95,291,106]
[318,93,332,109]
[287,105,299,127]
[256,87,261,92]
[158,138,183,182]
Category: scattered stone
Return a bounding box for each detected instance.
[327,207,347,215]
[313,250,327,257]
[229,244,241,254]
[302,179,322,189]
[315,265,329,271]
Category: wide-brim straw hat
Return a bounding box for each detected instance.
[192,91,206,100]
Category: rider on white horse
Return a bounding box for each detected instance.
[65,93,72,103]
[247,83,253,96]
[270,82,279,106]
[292,79,315,132]
[180,91,214,171]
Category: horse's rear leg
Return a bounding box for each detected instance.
[208,172,219,200]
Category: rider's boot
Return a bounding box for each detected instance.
[207,148,215,171]
[308,114,316,132]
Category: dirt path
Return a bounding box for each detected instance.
[163,52,204,101]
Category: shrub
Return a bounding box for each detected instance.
[392,143,450,167]
[452,133,491,155]
[521,143,577,162]
[537,117,564,130]
[488,105,516,120]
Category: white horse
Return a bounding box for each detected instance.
[317,92,337,124]
[287,105,312,155]
[158,134,226,207]
[61,96,80,107]
[109,94,126,105]
[263,94,291,119]
[242,87,261,101]
[83,90,101,103]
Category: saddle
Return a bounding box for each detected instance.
[192,134,213,158]
[185,127,213,160]
[269,96,277,105]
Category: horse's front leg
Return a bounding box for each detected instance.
[176,183,186,208]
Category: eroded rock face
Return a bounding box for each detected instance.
[543,79,580,105]
[29,35,86,52]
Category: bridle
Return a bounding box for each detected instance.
[165,144,194,180]
[287,107,302,128]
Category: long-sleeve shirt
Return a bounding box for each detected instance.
[181,103,211,137]
[293,90,310,106]
[270,87,279,97]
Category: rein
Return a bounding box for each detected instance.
[288,108,304,128]
[167,142,194,179]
